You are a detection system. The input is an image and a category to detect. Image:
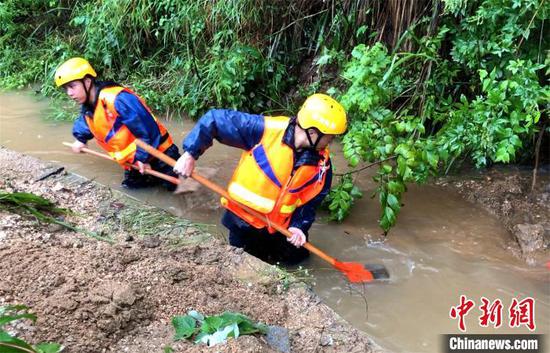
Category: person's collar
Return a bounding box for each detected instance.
[282,117,296,149]
[81,80,119,116]
[282,117,325,166]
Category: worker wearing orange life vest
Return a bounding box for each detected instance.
[174,94,347,264]
[54,57,180,190]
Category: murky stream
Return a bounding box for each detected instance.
[1,91,548,352]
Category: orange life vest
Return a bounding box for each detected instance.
[221,116,330,233]
[85,86,173,166]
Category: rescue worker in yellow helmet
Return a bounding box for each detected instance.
[173,94,347,264]
[55,57,181,190]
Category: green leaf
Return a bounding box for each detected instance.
[356,25,367,37]
[0,343,33,353]
[35,343,63,353]
[0,305,30,316]
[479,69,488,80]
[338,198,348,210]
[426,151,439,169]
[395,122,405,133]
[397,157,406,176]
[343,182,353,190]
[402,166,413,181]
[384,206,396,224]
[350,186,363,198]
[0,330,35,350]
[387,181,405,194]
[386,194,400,211]
[202,316,224,333]
[172,315,197,341]
[340,191,351,201]
[0,313,37,327]
[196,323,238,346]
[335,208,345,221]
[379,213,391,231]
[378,190,387,205]
[218,312,243,325]
[495,147,510,162]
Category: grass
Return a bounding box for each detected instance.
[98,198,212,246]
[1,0,397,120]
[261,264,315,292]
[0,190,114,243]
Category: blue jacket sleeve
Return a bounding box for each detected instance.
[72,115,94,143]
[114,91,162,163]
[289,162,333,234]
[183,109,264,159]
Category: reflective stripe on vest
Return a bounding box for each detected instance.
[279,199,301,214]
[227,182,275,213]
[111,143,137,161]
[223,116,329,233]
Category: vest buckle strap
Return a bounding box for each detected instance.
[318,160,328,183]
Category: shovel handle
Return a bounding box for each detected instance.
[62,142,180,185]
[134,139,337,266]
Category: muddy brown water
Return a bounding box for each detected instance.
[1,91,548,352]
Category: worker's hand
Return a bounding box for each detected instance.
[136,161,151,174]
[287,227,306,248]
[71,140,86,153]
[173,151,195,178]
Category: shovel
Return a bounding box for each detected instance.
[133,139,389,283]
[62,142,180,183]
[63,141,389,282]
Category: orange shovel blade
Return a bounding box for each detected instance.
[334,261,374,283]
[334,261,390,283]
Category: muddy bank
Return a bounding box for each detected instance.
[0,147,381,353]
[438,166,550,265]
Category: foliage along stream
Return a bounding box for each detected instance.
[0,91,548,352]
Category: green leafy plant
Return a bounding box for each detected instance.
[1,0,547,234]
[1,0,404,120]
[323,0,547,232]
[270,265,315,291]
[0,305,62,353]
[0,191,70,224]
[171,310,267,347]
[325,173,363,222]
[325,42,432,232]
[0,191,113,243]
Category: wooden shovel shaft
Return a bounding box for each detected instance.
[62,142,180,185]
[133,139,338,266]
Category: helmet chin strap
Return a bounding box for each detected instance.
[81,78,92,105]
[305,128,323,150]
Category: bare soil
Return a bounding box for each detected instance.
[437,165,550,266]
[0,147,381,353]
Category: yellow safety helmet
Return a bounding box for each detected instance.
[297,93,347,135]
[54,57,97,87]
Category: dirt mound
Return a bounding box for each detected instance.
[0,147,379,353]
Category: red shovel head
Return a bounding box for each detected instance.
[334,261,389,283]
